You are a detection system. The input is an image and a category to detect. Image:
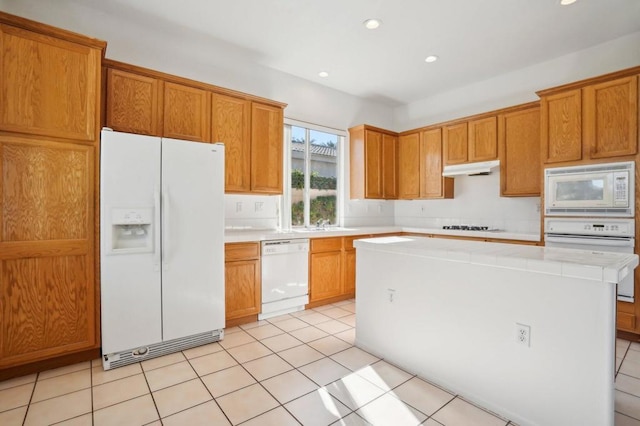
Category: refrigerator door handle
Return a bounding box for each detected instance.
[153,186,161,271]
[162,186,170,269]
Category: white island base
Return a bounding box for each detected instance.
[354,236,639,426]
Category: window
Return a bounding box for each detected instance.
[285,121,343,228]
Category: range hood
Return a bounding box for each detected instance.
[442,160,500,177]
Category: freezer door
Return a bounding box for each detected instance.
[100,130,162,354]
[161,138,225,340]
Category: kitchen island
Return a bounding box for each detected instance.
[354,236,639,426]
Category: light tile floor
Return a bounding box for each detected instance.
[1,299,639,425]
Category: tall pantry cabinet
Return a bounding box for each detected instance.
[0,13,105,378]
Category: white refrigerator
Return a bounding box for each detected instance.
[100,129,225,369]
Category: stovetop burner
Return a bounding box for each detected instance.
[442,225,490,231]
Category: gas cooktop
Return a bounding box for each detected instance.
[442,225,492,231]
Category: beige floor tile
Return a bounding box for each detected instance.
[631,342,640,352]
[299,357,352,386]
[266,313,294,323]
[0,374,36,392]
[278,344,325,368]
[162,400,230,426]
[423,419,444,425]
[331,347,380,371]
[141,352,186,372]
[334,328,356,345]
[325,372,386,410]
[617,390,640,420]
[338,314,357,327]
[91,363,143,386]
[144,360,197,391]
[0,406,27,426]
[146,422,162,426]
[313,304,336,312]
[321,307,352,319]
[356,393,427,426]
[273,317,309,332]
[227,341,273,363]
[153,378,212,418]
[341,303,356,313]
[201,365,256,397]
[627,350,640,364]
[240,406,300,426]
[289,326,330,343]
[242,354,293,381]
[617,374,640,398]
[261,333,304,352]
[332,299,354,307]
[240,320,270,330]
[616,412,640,426]
[391,377,454,416]
[93,394,158,426]
[284,387,351,426]
[225,326,242,334]
[619,358,625,373]
[244,323,285,340]
[219,330,256,349]
[261,369,318,404]
[620,357,640,379]
[55,413,92,425]
[291,308,315,317]
[216,383,279,424]
[182,342,223,359]
[432,397,507,426]
[189,350,237,376]
[32,369,91,403]
[91,358,102,367]
[336,412,372,425]
[298,312,332,325]
[92,374,149,410]
[38,361,90,381]
[316,319,352,334]
[24,389,91,426]
[356,360,413,391]
[308,335,352,356]
[0,382,34,412]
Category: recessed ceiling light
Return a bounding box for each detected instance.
[425,55,439,63]
[560,0,577,5]
[318,71,329,78]
[363,19,382,30]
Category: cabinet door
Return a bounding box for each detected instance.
[225,259,261,320]
[106,68,161,136]
[398,133,420,199]
[382,134,398,199]
[421,128,453,198]
[343,249,356,296]
[0,25,100,142]
[163,82,211,142]
[443,123,468,165]
[310,251,342,302]
[364,130,383,199]
[584,76,638,159]
[212,94,251,192]
[468,116,497,162]
[541,89,582,163]
[0,136,96,367]
[499,107,541,196]
[251,102,283,194]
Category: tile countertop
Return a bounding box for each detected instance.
[354,235,639,284]
[224,226,541,244]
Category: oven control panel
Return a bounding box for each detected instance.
[544,217,635,237]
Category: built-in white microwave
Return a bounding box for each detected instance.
[545,161,634,217]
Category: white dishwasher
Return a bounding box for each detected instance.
[259,239,310,320]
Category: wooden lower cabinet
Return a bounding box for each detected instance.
[344,250,356,295]
[224,243,261,327]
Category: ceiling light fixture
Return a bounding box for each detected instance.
[425,55,439,63]
[363,19,381,30]
[560,0,577,5]
[318,71,329,78]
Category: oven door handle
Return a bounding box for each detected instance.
[545,234,635,248]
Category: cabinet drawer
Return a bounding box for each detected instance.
[617,312,636,331]
[225,242,260,261]
[311,237,343,253]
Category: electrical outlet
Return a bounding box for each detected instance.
[516,323,531,347]
[255,202,263,212]
[387,288,396,302]
[236,202,242,213]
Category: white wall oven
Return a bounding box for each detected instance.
[545,161,634,217]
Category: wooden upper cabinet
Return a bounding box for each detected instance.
[364,130,383,199]
[468,116,498,162]
[212,94,251,192]
[443,122,468,165]
[0,24,101,142]
[421,128,454,199]
[382,134,398,199]
[398,133,420,199]
[584,75,638,159]
[541,89,582,164]
[499,106,541,197]
[163,82,211,142]
[106,68,161,136]
[250,102,283,194]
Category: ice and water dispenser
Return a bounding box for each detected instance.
[108,209,153,253]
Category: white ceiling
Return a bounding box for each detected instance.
[6,0,640,107]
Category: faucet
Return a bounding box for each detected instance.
[315,219,330,229]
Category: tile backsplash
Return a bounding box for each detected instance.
[224,194,280,229]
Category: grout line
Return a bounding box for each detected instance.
[185,351,233,426]
[615,410,640,422]
[20,371,38,426]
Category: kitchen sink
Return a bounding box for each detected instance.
[292,227,355,233]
